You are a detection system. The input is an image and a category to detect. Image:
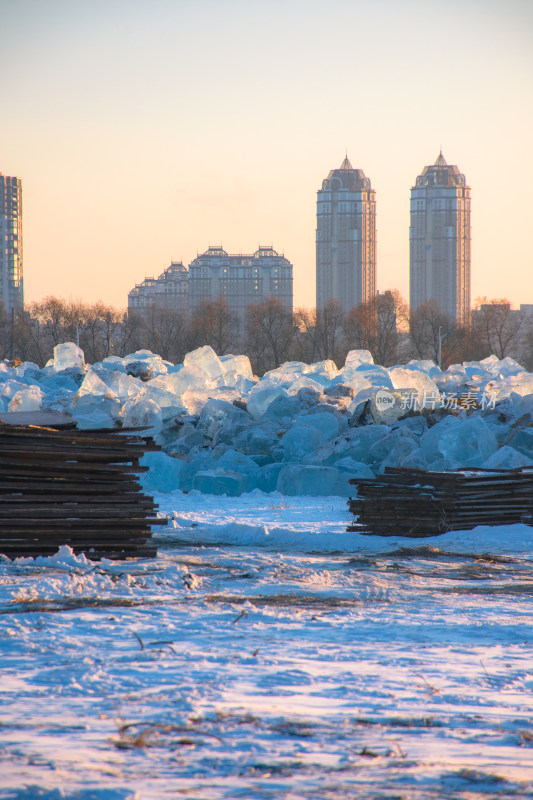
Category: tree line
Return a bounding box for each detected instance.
[1,293,531,374]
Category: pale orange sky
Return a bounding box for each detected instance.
[1,0,532,311]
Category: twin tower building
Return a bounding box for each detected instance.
[316,152,471,325]
[128,151,470,326]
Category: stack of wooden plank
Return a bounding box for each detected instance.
[0,423,167,559]
[347,466,533,537]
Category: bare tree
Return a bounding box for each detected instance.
[19,298,130,365]
[313,300,346,365]
[27,296,80,348]
[447,323,483,366]
[245,297,295,374]
[12,309,46,364]
[407,299,455,364]
[129,305,189,363]
[78,302,125,363]
[471,297,524,360]
[97,306,129,359]
[292,302,346,366]
[345,290,407,367]
[188,298,240,356]
[113,311,137,357]
[292,307,320,364]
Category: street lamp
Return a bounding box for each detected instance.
[437,326,454,369]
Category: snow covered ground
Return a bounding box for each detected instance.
[1,492,533,799]
[2,344,533,797]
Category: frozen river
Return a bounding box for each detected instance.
[1,493,533,799]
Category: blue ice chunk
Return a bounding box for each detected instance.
[247,383,289,421]
[508,428,533,458]
[54,342,85,371]
[95,355,127,373]
[169,426,208,455]
[395,448,432,471]
[234,422,280,455]
[367,429,418,466]
[215,448,260,490]
[71,394,121,429]
[334,457,374,479]
[376,437,419,472]
[343,349,374,369]
[343,425,390,462]
[39,373,80,393]
[197,398,251,442]
[295,411,342,439]
[179,453,218,491]
[250,454,272,467]
[255,462,295,493]
[184,345,225,381]
[139,451,181,493]
[482,445,533,470]
[278,423,327,462]
[303,359,339,385]
[437,415,498,467]
[276,464,342,496]
[419,414,461,461]
[261,393,302,424]
[404,359,437,373]
[355,364,394,388]
[120,397,163,430]
[193,469,248,496]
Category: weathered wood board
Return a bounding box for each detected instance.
[0,422,167,559]
[347,466,533,537]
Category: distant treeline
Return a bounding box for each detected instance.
[1,293,531,373]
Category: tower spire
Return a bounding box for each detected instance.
[340,152,353,170]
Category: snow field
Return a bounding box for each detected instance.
[1,495,533,799]
[2,346,533,797]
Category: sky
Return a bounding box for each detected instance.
[1,0,532,312]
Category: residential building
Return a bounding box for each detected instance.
[188,246,293,322]
[409,152,471,326]
[470,302,533,365]
[0,174,23,313]
[128,261,189,313]
[316,155,376,312]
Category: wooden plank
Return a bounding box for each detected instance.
[347,466,533,538]
[0,534,159,546]
[0,421,165,560]
[0,440,147,455]
[0,487,144,497]
[0,491,155,501]
[0,411,76,427]
[0,461,148,476]
[0,509,159,520]
[0,545,158,558]
[0,477,143,488]
[0,517,166,529]
[0,428,156,443]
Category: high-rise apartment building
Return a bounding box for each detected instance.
[128,261,189,313]
[409,152,471,325]
[188,246,293,322]
[0,174,23,313]
[316,156,376,312]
